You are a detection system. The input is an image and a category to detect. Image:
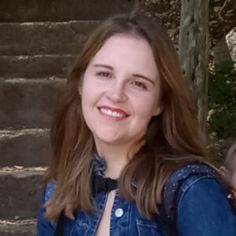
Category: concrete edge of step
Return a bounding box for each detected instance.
[0,218,36,226]
[0,218,36,235]
[0,128,51,167]
[0,167,47,177]
[0,77,66,83]
[0,54,76,59]
[0,54,76,78]
[0,128,50,136]
[0,20,100,25]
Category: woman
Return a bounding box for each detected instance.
[37,13,236,235]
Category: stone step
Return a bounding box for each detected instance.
[0,168,46,219]
[0,219,36,236]
[0,55,75,78]
[0,129,50,167]
[0,78,65,129]
[0,0,134,22]
[0,21,99,56]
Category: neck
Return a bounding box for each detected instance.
[97,145,129,179]
[95,141,143,179]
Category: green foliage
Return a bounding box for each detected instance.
[208,62,236,138]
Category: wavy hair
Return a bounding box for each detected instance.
[44,12,207,220]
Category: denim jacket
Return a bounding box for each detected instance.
[37,166,236,236]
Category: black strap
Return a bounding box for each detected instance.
[54,213,64,236]
[92,174,118,196]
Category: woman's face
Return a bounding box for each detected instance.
[80,34,162,151]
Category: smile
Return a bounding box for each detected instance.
[98,106,129,119]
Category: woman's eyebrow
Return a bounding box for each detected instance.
[92,64,155,85]
[93,64,114,70]
[132,74,155,85]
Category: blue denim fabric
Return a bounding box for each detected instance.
[177,176,236,236]
[37,175,236,236]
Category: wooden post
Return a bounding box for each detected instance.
[179,0,209,131]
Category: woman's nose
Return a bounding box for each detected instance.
[106,82,127,103]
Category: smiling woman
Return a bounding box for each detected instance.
[37,12,236,236]
[81,34,161,158]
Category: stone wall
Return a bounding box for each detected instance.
[226,27,236,66]
[0,0,135,22]
[143,0,236,66]
[143,0,236,48]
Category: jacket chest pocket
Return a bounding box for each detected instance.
[136,219,163,236]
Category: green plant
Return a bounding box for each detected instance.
[208,62,236,138]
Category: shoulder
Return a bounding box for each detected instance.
[175,163,217,192]
[165,162,227,206]
[163,163,217,211]
[177,177,236,235]
[42,180,57,204]
[160,163,236,235]
[179,174,226,207]
[173,164,236,235]
[173,163,235,216]
[37,180,57,234]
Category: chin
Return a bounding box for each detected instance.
[95,135,124,145]
[94,131,131,147]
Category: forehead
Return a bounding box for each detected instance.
[88,34,159,78]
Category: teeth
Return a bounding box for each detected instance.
[100,108,125,118]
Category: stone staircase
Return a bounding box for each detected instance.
[0,1,134,235]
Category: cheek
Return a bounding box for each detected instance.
[134,100,159,124]
[81,78,96,105]
[136,94,161,118]
[81,89,89,110]
[80,83,94,117]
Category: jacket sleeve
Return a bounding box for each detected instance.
[36,182,56,236]
[177,177,236,236]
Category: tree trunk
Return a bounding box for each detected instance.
[179,0,209,132]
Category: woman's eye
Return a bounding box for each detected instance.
[96,71,112,79]
[131,81,147,90]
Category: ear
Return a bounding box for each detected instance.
[219,166,226,176]
[153,103,163,117]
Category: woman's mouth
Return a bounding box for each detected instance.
[98,106,129,119]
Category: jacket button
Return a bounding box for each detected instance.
[115,208,124,218]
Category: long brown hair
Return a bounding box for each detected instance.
[44,13,207,220]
